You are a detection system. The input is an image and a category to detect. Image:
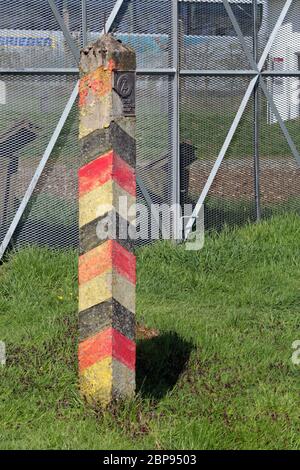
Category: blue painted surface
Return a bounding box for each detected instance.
[0,35,53,47]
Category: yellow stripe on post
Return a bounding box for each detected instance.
[79,270,136,314]
[79,356,113,405]
[79,180,136,228]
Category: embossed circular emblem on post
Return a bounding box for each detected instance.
[116,73,134,98]
[114,71,135,115]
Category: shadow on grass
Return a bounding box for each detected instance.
[136,332,194,400]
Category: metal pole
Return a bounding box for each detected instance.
[184,0,295,238]
[0,0,129,261]
[184,76,258,239]
[82,0,87,47]
[253,0,261,221]
[260,77,300,165]
[2,158,13,230]
[47,0,80,64]
[101,0,125,35]
[171,0,181,241]
[5,69,300,77]
[0,83,79,260]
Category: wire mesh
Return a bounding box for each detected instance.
[86,0,116,38]
[257,0,300,218]
[0,73,78,250]
[259,78,300,218]
[0,0,299,256]
[179,0,256,71]
[136,75,173,242]
[180,75,256,232]
[181,0,300,237]
[0,0,81,69]
[0,0,174,253]
[13,103,79,250]
[86,0,172,69]
[261,0,300,73]
[205,94,257,231]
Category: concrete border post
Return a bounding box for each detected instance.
[78,34,136,406]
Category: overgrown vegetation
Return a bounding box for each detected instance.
[0,214,299,449]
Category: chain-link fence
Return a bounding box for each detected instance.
[0,0,299,257]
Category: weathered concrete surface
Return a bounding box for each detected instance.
[78,34,136,406]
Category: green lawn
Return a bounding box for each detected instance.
[0,214,299,449]
[0,82,78,169]
[180,103,300,161]
[3,86,299,173]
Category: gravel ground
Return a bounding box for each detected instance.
[189,158,300,204]
[14,164,78,201]
[9,156,300,210]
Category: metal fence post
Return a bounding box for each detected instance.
[171,0,181,241]
[47,0,80,64]
[82,0,87,47]
[253,0,261,221]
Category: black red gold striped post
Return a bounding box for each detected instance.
[78,35,136,406]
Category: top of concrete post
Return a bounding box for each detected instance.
[80,34,136,75]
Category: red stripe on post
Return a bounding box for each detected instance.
[78,327,136,371]
[112,240,136,284]
[79,151,136,197]
[113,152,136,196]
[79,327,112,371]
[78,240,112,286]
[79,240,136,285]
[112,327,136,370]
[79,151,113,196]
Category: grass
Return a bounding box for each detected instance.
[136,95,300,164]
[203,196,300,232]
[180,100,300,160]
[0,214,299,449]
[2,85,299,174]
[0,84,78,168]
